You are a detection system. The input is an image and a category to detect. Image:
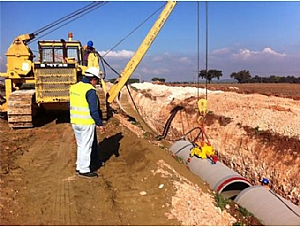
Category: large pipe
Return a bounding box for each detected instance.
[170,140,300,225]
[188,158,251,199]
[234,186,300,226]
[170,140,251,199]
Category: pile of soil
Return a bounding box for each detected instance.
[128,82,300,205]
[0,109,261,225]
[4,82,296,225]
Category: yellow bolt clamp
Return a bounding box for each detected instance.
[197,99,208,115]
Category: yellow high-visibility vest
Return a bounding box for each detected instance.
[69,82,96,125]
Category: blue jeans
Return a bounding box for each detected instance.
[72,124,96,173]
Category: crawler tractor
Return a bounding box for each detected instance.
[0,33,100,128]
[0,1,177,129]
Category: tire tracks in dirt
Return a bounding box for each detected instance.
[5,120,179,225]
[7,123,121,225]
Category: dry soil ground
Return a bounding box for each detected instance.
[130,82,300,205]
[0,111,257,226]
[1,83,298,225]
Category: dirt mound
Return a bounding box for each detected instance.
[128,82,300,205]
[1,111,251,225]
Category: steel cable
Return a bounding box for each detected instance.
[29,1,107,44]
[102,2,166,57]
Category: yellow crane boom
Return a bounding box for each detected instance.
[107,1,177,103]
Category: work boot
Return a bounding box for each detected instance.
[90,161,105,172]
[78,172,98,178]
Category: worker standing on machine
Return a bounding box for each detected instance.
[83,40,96,66]
[69,67,105,178]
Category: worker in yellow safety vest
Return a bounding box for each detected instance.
[70,67,104,178]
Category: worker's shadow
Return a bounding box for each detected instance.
[90,132,123,172]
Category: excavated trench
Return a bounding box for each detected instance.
[118,82,300,225]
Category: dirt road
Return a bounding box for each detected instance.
[1,113,181,225]
[1,85,269,225]
[3,107,241,225]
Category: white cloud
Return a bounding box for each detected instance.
[152,55,164,61]
[208,46,298,77]
[262,47,286,57]
[130,52,197,81]
[179,56,192,64]
[102,46,299,82]
[98,50,135,58]
[211,48,231,55]
[231,47,286,60]
[152,52,171,61]
[139,66,169,76]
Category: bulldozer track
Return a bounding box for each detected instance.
[7,89,37,128]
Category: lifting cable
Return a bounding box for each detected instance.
[205,1,209,100]
[99,2,166,78]
[98,54,158,137]
[186,1,210,144]
[197,1,209,100]
[28,1,107,44]
[197,1,200,100]
[102,2,166,57]
[156,2,205,142]
[156,2,209,141]
[97,2,171,138]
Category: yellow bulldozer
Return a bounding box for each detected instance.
[0,32,101,128]
[0,1,177,129]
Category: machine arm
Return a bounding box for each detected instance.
[107,1,177,103]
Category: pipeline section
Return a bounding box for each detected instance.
[170,140,300,226]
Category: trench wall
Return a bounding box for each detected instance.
[127,84,300,205]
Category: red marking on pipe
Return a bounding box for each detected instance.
[216,176,252,193]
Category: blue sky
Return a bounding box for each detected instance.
[1,1,300,82]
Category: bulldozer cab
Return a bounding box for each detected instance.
[37,40,83,64]
[34,40,84,104]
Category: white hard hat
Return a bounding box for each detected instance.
[85,67,100,79]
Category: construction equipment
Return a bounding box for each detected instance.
[186,99,218,164]
[0,1,176,128]
[0,32,100,128]
[106,1,177,103]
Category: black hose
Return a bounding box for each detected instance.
[156,106,184,141]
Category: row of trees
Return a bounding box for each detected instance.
[151,77,166,82]
[108,78,140,84]
[107,70,300,84]
[229,70,300,83]
[198,69,300,84]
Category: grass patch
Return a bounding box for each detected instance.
[207,110,214,115]
[173,155,184,164]
[238,206,253,217]
[254,126,263,134]
[159,145,165,149]
[143,132,150,139]
[232,221,243,226]
[215,193,231,211]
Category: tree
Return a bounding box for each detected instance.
[151,77,166,83]
[198,69,223,83]
[230,70,251,83]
